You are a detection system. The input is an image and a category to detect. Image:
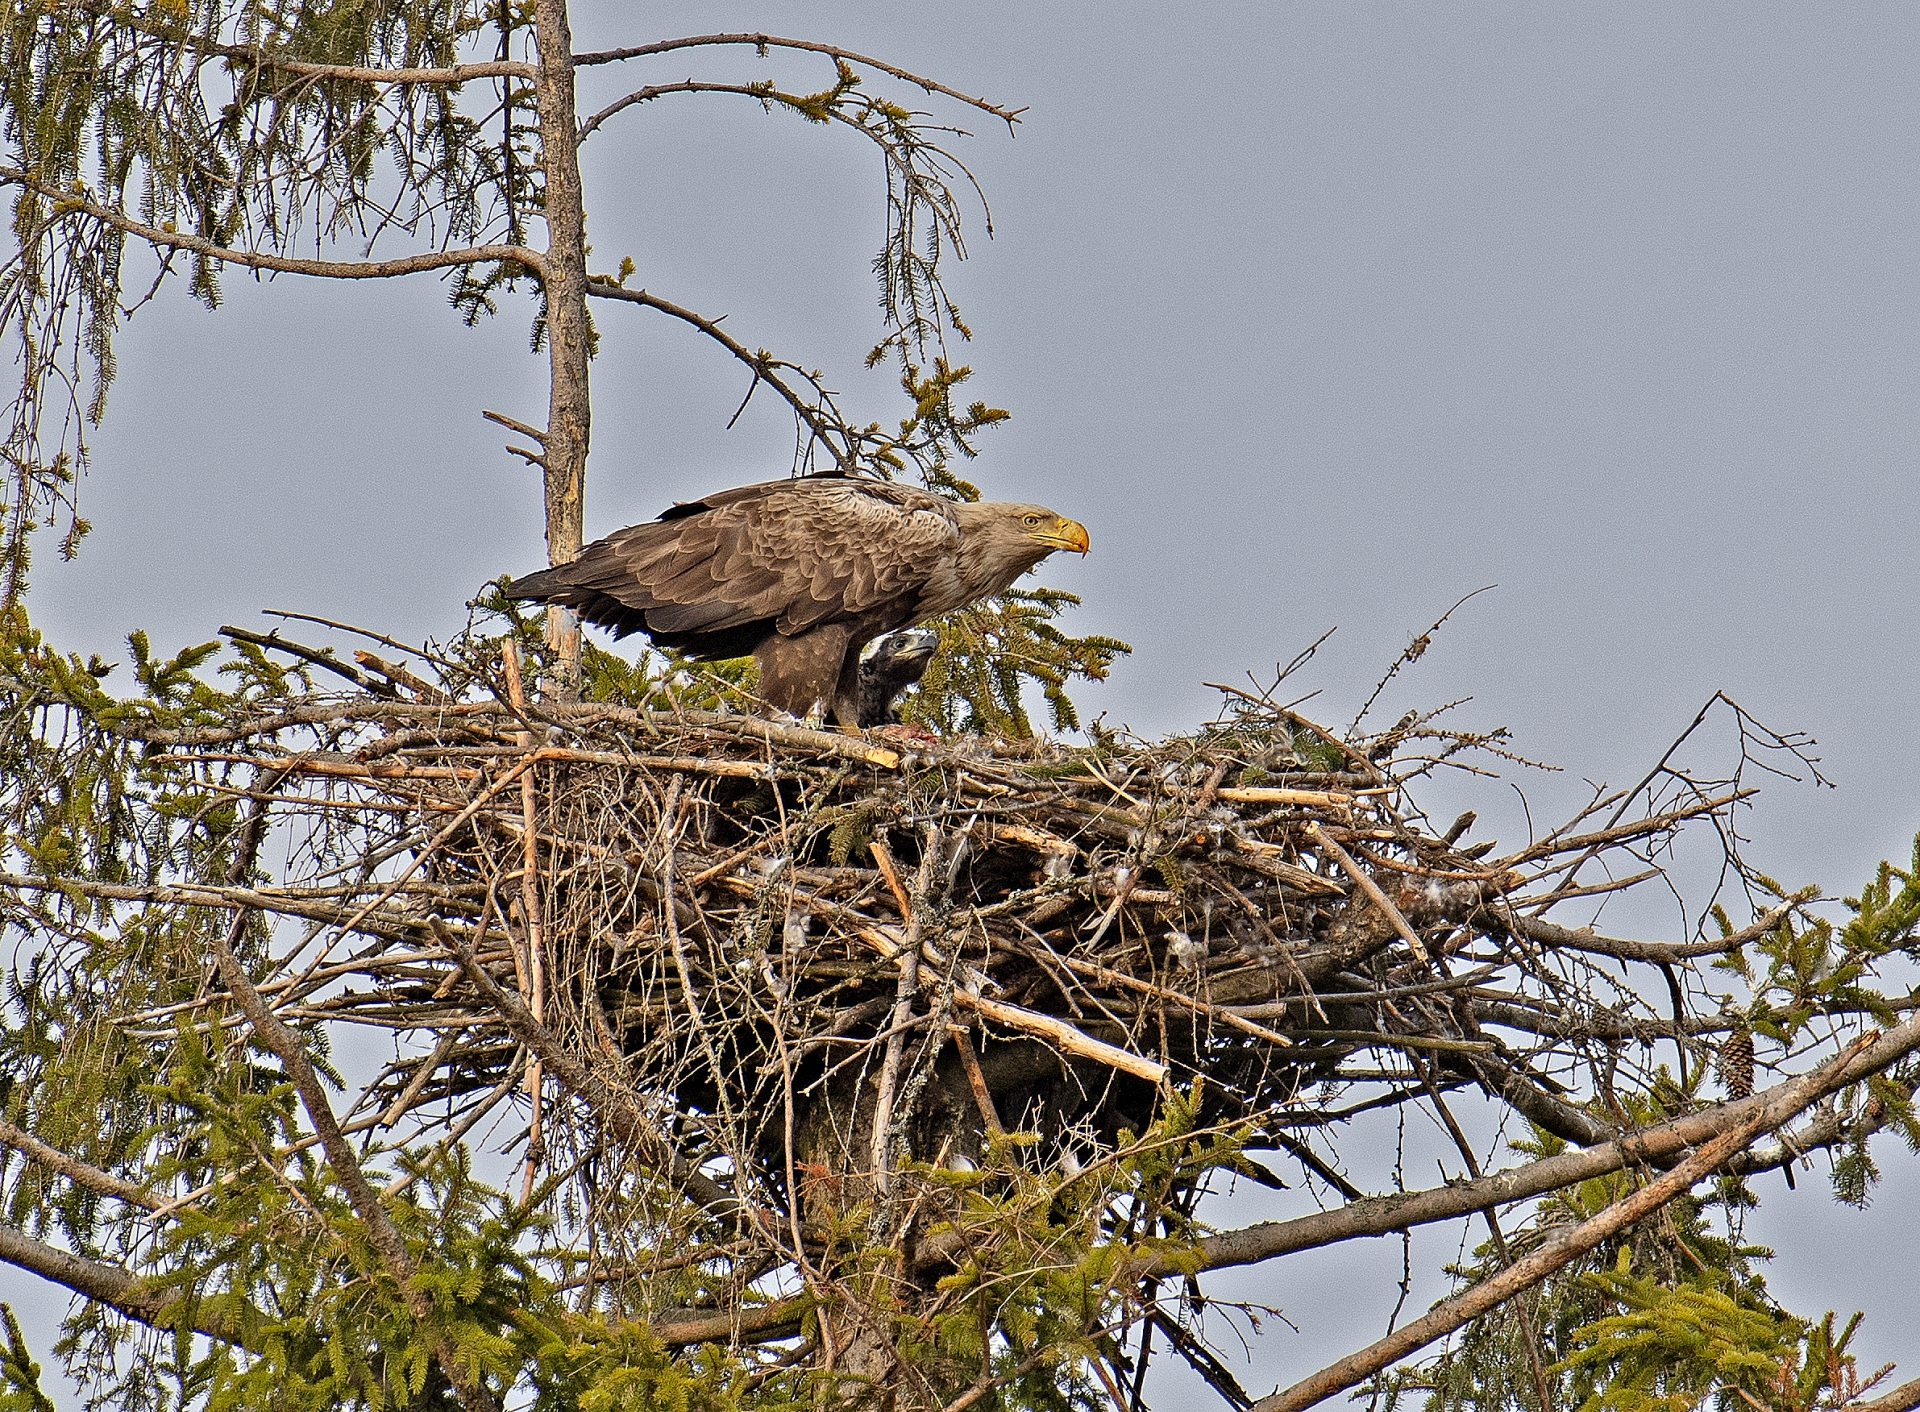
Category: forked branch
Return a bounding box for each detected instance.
[571,32,1025,127]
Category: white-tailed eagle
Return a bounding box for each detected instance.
[509,472,1089,724]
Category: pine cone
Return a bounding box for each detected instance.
[1717,1023,1755,1100]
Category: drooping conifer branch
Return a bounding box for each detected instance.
[571,32,1027,127]
[0,171,545,281]
[43,0,537,84]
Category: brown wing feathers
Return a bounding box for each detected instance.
[514,477,949,646]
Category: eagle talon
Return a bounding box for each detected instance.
[870,722,937,745]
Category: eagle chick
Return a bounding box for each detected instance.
[857,628,939,727]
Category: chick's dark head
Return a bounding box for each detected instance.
[857,628,939,727]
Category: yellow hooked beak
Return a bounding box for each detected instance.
[1032,517,1091,555]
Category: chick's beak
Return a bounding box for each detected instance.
[1035,516,1091,555]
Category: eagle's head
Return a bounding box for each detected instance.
[1010,505,1091,557]
[926,498,1093,615]
[863,626,941,679]
[955,499,1089,572]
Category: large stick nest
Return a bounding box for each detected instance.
[84,661,1767,1195]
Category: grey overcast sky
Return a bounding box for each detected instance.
[17,0,1920,1399]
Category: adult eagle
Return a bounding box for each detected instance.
[508,473,1090,725]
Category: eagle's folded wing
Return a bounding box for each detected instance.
[512,476,959,645]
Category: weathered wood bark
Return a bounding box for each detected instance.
[533,0,590,689]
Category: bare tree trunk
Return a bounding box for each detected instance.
[533,0,589,692]
[790,1029,1120,1409]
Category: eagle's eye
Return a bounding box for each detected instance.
[1023,514,1042,527]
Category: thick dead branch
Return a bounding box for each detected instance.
[1250,1032,1876,1412]
[0,1117,162,1211]
[0,1221,254,1347]
[1504,905,1792,963]
[1853,1377,1920,1412]
[1172,1012,1920,1279]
